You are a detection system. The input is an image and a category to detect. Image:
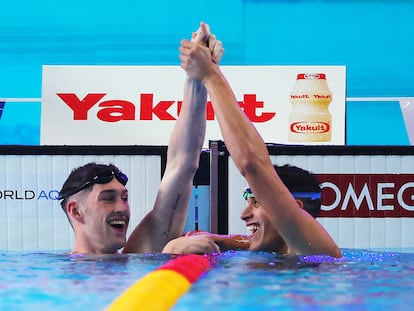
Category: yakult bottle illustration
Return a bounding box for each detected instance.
[288,73,332,142]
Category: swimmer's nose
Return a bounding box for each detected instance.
[240,205,253,221]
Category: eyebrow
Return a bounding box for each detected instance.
[97,189,128,198]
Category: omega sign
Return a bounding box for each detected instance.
[317,174,414,217]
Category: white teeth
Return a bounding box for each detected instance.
[247,224,259,233]
[109,220,125,226]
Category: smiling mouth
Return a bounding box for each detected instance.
[108,219,128,230]
[247,224,259,234]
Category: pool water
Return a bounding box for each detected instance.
[1,249,414,310]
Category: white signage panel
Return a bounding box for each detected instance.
[41,66,346,146]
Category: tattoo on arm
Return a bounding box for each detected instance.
[163,194,181,239]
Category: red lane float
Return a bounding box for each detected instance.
[106,254,211,311]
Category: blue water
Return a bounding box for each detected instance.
[1,249,414,310]
[0,252,170,310]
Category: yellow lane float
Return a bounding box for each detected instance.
[106,254,211,311]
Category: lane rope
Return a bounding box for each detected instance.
[106,254,211,311]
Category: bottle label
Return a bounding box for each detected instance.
[290,122,330,134]
[288,73,332,142]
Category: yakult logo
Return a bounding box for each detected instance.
[317,174,414,217]
[57,93,276,123]
[290,122,330,134]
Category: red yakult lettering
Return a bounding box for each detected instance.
[97,100,135,122]
[57,93,105,120]
[56,93,276,123]
[140,94,176,120]
[240,94,276,122]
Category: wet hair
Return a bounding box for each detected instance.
[274,164,321,218]
[59,162,126,212]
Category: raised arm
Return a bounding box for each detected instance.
[123,23,222,253]
[179,33,341,258]
[123,77,207,253]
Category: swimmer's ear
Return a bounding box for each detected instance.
[67,200,84,222]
